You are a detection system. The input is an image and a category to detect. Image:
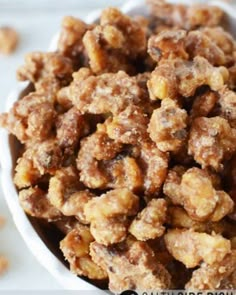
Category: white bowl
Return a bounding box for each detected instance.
[0,0,236,291]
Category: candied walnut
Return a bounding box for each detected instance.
[0,26,18,54]
[34,76,62,102]
[84,189,139,245]
[48,167,94,223]
[17,52,73,83]
[164,229,231,268]
[0,256,8,276]
[108,157,143,193]
[217,87,236,128]
[138,141,169,195]
[83,8,146,74]
[129,199,167,241]
[147,0,223,30]
[77,125,123,189]
[29,139,62,175]
[186,250,236,290]
[90,238,171,292]
[190,90,218,120]
[148,29,188,63]
[186,31,226,66]
[57,16,90,62]
[56,107,89,153]
[70,70,142,115]
[19,187,61,220]
[164,167,233,221]
[0,93,56,143]
[53,216,81,235]
[188,116,236,170]
[148,98,188,152]
[60,225,107,279]
[163,165,186,205]
[148,57,228,100]
[106,105,149,145]
[202,27,235,56]
[14,155,41,189]
[227,65,236,90]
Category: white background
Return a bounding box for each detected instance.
[0,0,124,290]
[0,0,236,291]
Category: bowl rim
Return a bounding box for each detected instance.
[0,0,235,291]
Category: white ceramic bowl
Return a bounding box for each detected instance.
[0,0,236,291]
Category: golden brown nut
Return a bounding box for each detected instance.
[90,238,171,292]
[148,57,228,100]
[218,87,236,128]
[60,225,107,279]
[77,125,123,189]
[0,26,18,54]
[185,250,236,290]
[185,30,226,66]
[0,93,56,143]
[85,189,139,245]
[19,187,61,220]
[147,0,223,30]
[106,105,149,145]
[164,167,233,221]
[57,16,90,63]
[129,199,167,241]
[190,90,218,120]
[139,141,169,195]
[148,98,188,152]
[188,116,236,170]
[69,70,142,115]
[0,256,8,276]
[83,8,146,74]
[56,107,89,153]
[17,52,73,84]
[14,155,41,189]
[48,167,94,223]
[164,229,231,268]
[148,29,188,63]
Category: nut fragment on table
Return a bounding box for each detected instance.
[0,26,18,54]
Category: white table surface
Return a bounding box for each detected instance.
[0,1,124,290]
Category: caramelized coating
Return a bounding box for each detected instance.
[148,98,188,152]
[90,239,171,292]
[57,16,89,62]
[148,57,228,100]
[77,125,123,189]
[70,70,142,115]
[19,187,61,220]
[83,8,146,74]
[218,87,236,128]
[186,250,236,290]
[190,90,218,120]
[139,141,169,195]
[148,30,188,63]
[56,107,89,153]
[17,52,73,83]
[129,199,167,241]
[188,117,236,170]
[147,0,223,30]
[14,155,41,189]
[164,167,233,222]
[202,27,235,56]
[0,26,18,54]
[48,167,94,223]
[106,105,149,145]
[0,256,8,276]
[164,229,231,268]
[186,31,226,66]
[0,93,56,143]
[84,189,139,245]
[60,225,107,279]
